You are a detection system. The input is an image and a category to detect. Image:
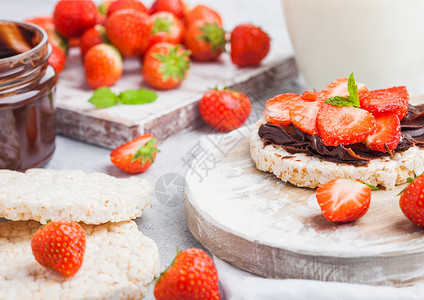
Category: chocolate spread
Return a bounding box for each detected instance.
[258,104,424,166]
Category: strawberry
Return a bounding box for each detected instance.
[184,4,223,28]
[300,90,320,101]
[365,112,401,153]
[49,42,67,75]
[361,86,409,120]
[264,93,299,125]
[289,99,322,135]
[142,43,191,90]
[199,89,251,132]
[399,175,424,227]
[84,43,123,89]
[105,9,152,57]
[230,24,270,67]
[150,0,185,19]
[25,16,68,54]
[80,25,108,57]
[31,220,86,276]
[317,77,369,102]
[184,20,226,61]
[106,0,148,16]
[53,0,98,38]
[316,179,372,222]
[110,134,160,174]
[149,12,185,47]
[154,248,220,300]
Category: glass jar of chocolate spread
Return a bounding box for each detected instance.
[0,20,56,170]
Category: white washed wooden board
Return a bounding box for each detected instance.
[184,125,424,286]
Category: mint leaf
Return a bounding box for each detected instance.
[118,89,158,105]
[347,73,360,108]
[325,96,353,107]
[89,87,117,108]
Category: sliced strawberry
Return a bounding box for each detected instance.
[361,86,409,120]
[264,93,299,125]
[301,90,320,101]
[317,77,369,102]
[289,99,322,135]
[365,112,400,153]
[316,104,376,146]
[110,133,160,174]
[316,178,371,222]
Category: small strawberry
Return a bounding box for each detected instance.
[80,25,108,57]
[184,20,226,61]
[110,134,160,174]
[264,93,299,125]
[84,43,123,89]
[289,99,322,135]
[361,86,409,120]
[31,220,86,276]
[300,90,320,101]
[316,179,372,222]
[106,0,148,16]
[53,0,98,38]
[199,89,251,132]
[149,12,185,47]
[105,9,152,57]
[399,175,424,227]
[150,0,185,19]
[365,112,401,153]
[317,77,369,102]
[184,4,223,28]
[49,42,67,75]
[154,248,220,300]
[230,24,270,67]
[142,43,191,90]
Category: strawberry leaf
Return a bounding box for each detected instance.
[118,89,157,105]
[89,87,117,108]
[324,96,353,107]
[132,138,160,164]
[152,16,173,34]
[198,21,227,54]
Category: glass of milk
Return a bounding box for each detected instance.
[282,0,424,94]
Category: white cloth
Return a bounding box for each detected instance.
[214,257,424,300]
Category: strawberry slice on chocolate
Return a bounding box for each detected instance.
[264,93,299,125]
[289,99,322,135]
[365,112,401,153]
[361,86,409,120]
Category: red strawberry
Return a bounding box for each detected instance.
[317,77,369,102]
[110,134,159,174]
[365,112,401,153]
[53,0,98,38]
[316,104,377,146]
[361,86,409,120]
[49,42,67,75]
[301,90,320,101]
[31,220,86,276]
[199,89,251,132]
[150,0,185,19]
[149,12,185,47]
[142,43,191,90]
[316,179,372,222]
[264,93,299,125]
[84,43,123,89]
[154,248,220,300]
[399,175,424,227]
[105,9,152,57]
[230,24,270,67]
[184,19,226,61]
[25,16,68,54]
[80,25,108,57]
[289,99,322,135]
[184,4,223,28]
[107,0,148,16]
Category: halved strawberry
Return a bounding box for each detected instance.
[316,178,372,222]
[289,99,322,135]
[316,104,376,146]
[365,112,400,153]
[361,86,409,120]
[317,77,369,102]
[300,90,320,101]
[264,93,299,125]
[110,134,160,174]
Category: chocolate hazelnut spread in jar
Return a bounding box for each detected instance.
[0,21,56,170]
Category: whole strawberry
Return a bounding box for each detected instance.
[154,248,220,300]
[80,25,108,57]
[53,0,98,38]
[31,220,86,276]
[84,44,123,89]
[230,24,270,67]
[400,175,424,227]
[150,0,185,19]
[107,0,148,16]
[149,12,185,47]
[105,9,152,57]
[49,42,67,75]
[199,89,251,132]
[184,4,223,28]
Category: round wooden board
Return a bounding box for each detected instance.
[184,125,424,287]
